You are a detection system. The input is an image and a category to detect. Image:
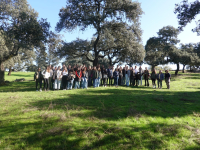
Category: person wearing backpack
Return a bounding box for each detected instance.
[34,68,43,91]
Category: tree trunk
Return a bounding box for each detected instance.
[151,65,155,72]
[182,65,185,73]
[93,58,98,66]
[0,62,5,85]
[8,66,12,76]
[175,63,179,75]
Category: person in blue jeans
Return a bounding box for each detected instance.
[157,70,164,89]
[67,69,75,90]
[74,67,82,89]
[97,67,102,87]
[82,68,88,89]
[113,68,119,87]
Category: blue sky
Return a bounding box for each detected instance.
[28,0,200,68]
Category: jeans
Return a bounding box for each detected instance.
[82,77,88,89]
[36,79,42,90]
[67,80,74,90]
[114,77,119,86]
[54,79,61,89]
[97,77,101,87]
[122,77,125,85]
[157,79,162,88]
[125,74,130,86]
[74,81,80,89]
[93,79,97,87]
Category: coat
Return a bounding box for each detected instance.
[157,73,164,80]
[34,71,43,80]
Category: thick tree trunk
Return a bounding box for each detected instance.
[182,65,185,73]
[151,65,155,72]
[8,66,12,76]
[93,58,98,66]
[175,63,179,75]
[0,62,5,85]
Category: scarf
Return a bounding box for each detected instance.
[75,71,82,78]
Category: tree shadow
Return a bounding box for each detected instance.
[28,89,200,119]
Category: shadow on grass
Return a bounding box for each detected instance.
[1,118,193,149]
[27,88,200,119]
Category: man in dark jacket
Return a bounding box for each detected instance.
[165,70,171,89]
[34,68,43,91]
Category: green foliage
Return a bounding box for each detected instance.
[56,0,145,66]
[1,72,200,149]
[175,0,200,34]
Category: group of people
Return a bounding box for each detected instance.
[34,64,171,91]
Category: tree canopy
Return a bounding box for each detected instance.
[56,0,145,66]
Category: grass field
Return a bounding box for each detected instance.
[0,72,200,149]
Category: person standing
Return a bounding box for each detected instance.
[125,66,130,86]
[82,68,88,89]
[122,66,126,85]
[101,65,104,85]
[157,70,164,89]
[54,66,62,90]
[113,68,119,87]
[74,67,82,89]
[165,70,171,89]
[34,68,43,91]
[151,69,157,88]
[102,67,108,87]
[144,67,149,87]
[139,66,143,86]
[97,67,102,87]
[119,67,123,86]
[88,66,92,87]
[52,67,57,91]
[62,67,68,90]
[42,66,50,91]
[130,67,135,86]
[67,69,75,90]
[108,66,113,87]
[92,66,98,88]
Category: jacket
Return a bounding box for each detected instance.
[75,70,82,82]
[34,71,43,80]
[88,69,92,78]
[82,71,88,79]
[151,72,157,80]
[107,68,113,77]
[102,70,108,78]
[157,73,164,80]
[97,70,102,78]
[113,71,119,78]
[92,70,98,79]
[143,70,149,79]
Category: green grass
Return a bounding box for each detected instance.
[5,71,34,82]
[0,71,200,149]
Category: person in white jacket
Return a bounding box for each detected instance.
[42,66,50,91]
[54,66,62,90]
